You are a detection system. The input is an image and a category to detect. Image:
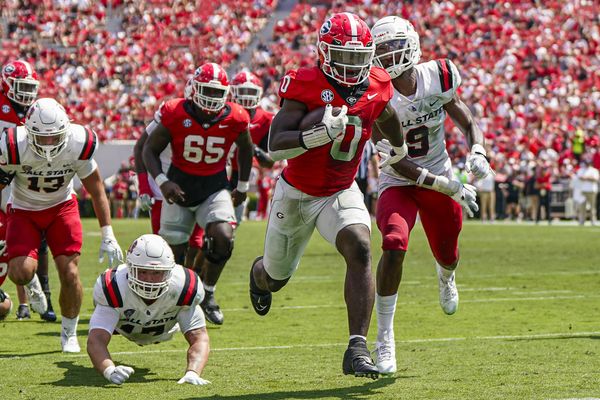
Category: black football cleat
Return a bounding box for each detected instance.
[342,337,379,380]
[16,304,31,320]
[200,290,224,325]
[249,257,272,316]
[41,298,57,322]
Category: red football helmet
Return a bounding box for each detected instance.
[190,63,229,113]
[1,60,39,106]
[317,13,375,86]
[231,71,263,109]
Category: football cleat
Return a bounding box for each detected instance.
[437,264,459,315]
[342,338,379,379]
[25,275,48,315]
[249,257,271,316]
[373,334,397,375]
[61,332,81,353]
[41,298,57,322]
[200,290,224,325]
[16,304,31,320]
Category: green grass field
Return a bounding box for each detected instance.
[1,219,600,400]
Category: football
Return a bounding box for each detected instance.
[298,106,343,130]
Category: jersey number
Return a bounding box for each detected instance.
[120,324,165,336]
[330,115,362,162]
[27,176,66,193]
[406,126,429,158]
[183,135,226,164]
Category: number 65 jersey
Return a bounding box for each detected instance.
[0,124,98,210]
[379,59,462,192]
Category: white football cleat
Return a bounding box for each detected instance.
[25,275,48,315]
[437,264,459,315]
[61,332,81,353]
[373,334,396,374]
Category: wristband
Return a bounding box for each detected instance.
[236,181,250,193]
[155,173,169,187]
[101,225,115,238]
[392,143,408,161]
[415,168,429,186]
[103,365,116,380]
[471,143,488,159]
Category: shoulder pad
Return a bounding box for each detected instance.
[293,67,320,82]
[176,266,201,306]
[159,98,185,127]
[100,267,124,308]
[76,125,98,160]
[369,66,392,83]
[435,59,461,93]
[229,102,251,125]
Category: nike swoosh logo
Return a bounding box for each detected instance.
[255,303,267,311]
[429,99,439,107]
[218,124,229,129]
[249,123,260,129]
[367,93,377,100]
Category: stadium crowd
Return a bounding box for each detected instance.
[1,0,598,223]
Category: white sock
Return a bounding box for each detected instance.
[349,335,367,342]
[436,261,456,279]
[62,315,79,337]
[26,274,42,291]
[203,283,215,292]
[376,293,398,342]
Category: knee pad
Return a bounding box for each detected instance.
[202,235,234,265]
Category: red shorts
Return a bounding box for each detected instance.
[376,186,462,265]
[7,196,83,260]
[151,199,204,248]
[0,264,7,286]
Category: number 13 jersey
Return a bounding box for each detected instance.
[380,59,462,192]
[0,124,97,210]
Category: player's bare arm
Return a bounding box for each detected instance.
[444,95,483,149]
[82,169,112,228]
[87,328,115,375]
[253,145,274,168]
[133,131,149,175]
[267,98,308,160]
[143,123,185,204]
[184,327,210,377]
[231,129,253,206]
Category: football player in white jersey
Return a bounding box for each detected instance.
[369,16,490,374]
[0,98,123,352]
[87,234,210,386]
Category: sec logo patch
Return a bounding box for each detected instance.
[2,105,10,114]
[183,119,192,128]
[321,89,334,103]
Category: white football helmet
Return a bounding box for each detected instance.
[371,16,421,78]
[126,234,175,300]
[24,98,70,161]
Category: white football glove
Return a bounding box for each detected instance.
[321,104,348,141]
[450,183,479,218]
[138,193,154,212]
[376,139,409,168]
[177,370,211,385]
[465,144,491,179]
[103,365,135,385]
[0,240,7,258]
[98,226,124,267]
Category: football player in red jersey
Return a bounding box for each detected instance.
[143,63,253,326]
[229,70,274,224]
[369,16,487,374]
[1,98,123,352]
[248,12,478,378]
[0,60,57,322]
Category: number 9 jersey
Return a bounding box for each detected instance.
[0,124,97,210]
[278,65,392,197]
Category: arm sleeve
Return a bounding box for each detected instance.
[89,304,120,334]
[177,304,206,333]
[76,159,98,180]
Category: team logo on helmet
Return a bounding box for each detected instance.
[321,89,334,103]
[320,19,332,35]
[3,65,15,74]
[183,119,192,128]
[1,105,9,114]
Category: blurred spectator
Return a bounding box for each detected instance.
[474,172,496,223]
[576,161,599,225]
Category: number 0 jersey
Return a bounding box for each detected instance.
[0,124,98,210]
[278,66,392,197]
[91,264,205,346]
[379,59,462,194]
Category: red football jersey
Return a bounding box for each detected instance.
[159,99,250,176]
[278,66,392,196]
[231,106,273,171]
[0,91,25,130]
[0,210,7,286]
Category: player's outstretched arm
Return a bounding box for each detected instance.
[445,95,490,179]
[178,327,211,385]
[133,131,153,211]
[82,170,123,266]
[232,130,253,207]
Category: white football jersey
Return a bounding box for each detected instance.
[91,264,205,346]
[379,59,462,194]
[147,107,172,199]
[0,124,98,210]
